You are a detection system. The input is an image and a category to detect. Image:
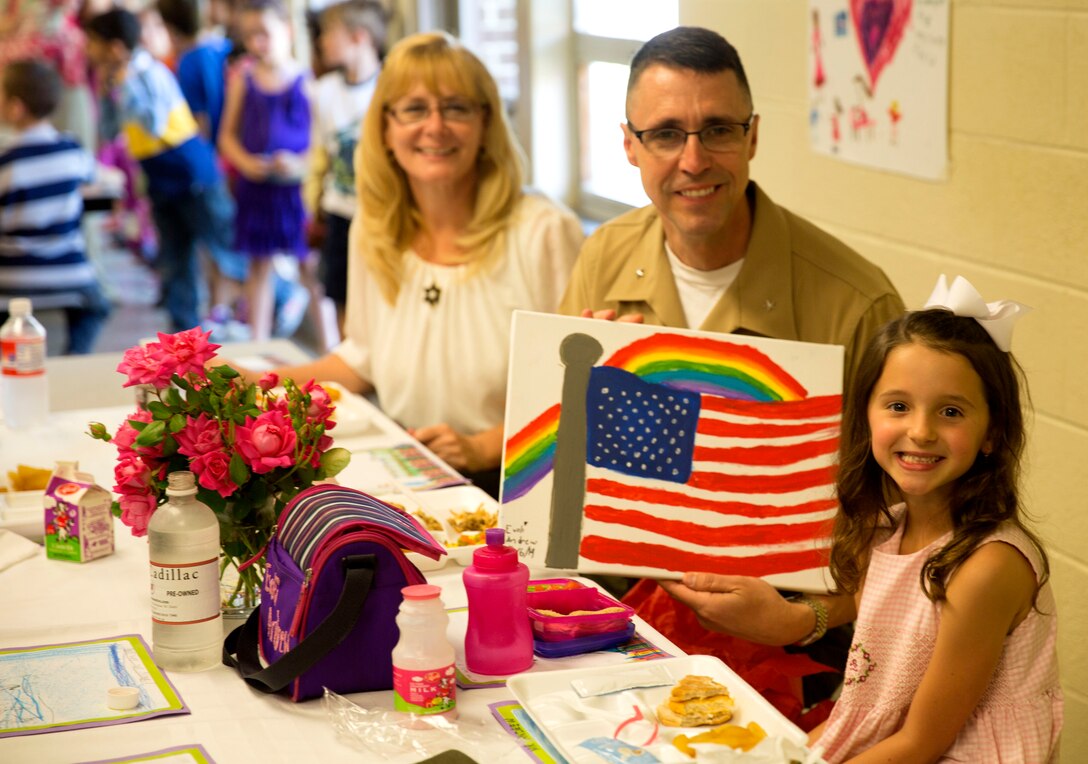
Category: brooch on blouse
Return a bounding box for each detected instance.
[423,282,441,306]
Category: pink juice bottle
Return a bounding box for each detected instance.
[463,528,533,675]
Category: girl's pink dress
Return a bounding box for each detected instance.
[818,506,1062,762]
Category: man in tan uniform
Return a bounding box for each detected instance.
[559,26,905,724]
[559,26,904,377]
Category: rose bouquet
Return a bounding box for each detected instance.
[89,328,350,611]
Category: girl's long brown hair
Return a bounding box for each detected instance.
[831,309,1049,602]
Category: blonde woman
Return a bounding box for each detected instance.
[264,32,583,494]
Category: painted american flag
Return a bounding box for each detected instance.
[578,365,839,579]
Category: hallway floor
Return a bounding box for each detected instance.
[39,214,326,359]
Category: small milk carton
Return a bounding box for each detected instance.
[43,461,114,562]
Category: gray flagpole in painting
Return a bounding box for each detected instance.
[546,332,603,569]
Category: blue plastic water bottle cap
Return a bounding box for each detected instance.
[402,584,441,600]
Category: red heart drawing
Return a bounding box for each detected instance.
[850,0,912,92]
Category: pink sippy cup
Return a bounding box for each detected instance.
[462,528,533,675]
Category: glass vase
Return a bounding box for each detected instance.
[219,551,263,620]
[218,497,277,620]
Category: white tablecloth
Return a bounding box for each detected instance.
[1,527,683,764]
[0,373,685,764]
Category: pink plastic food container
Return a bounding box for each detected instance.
[526,584,634,642]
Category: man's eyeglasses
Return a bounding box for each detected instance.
[386,98,485,125]
[627,115,756,157]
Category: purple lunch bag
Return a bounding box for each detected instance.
[223,485,446,701]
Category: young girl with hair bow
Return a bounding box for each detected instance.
[661,274,1062,762]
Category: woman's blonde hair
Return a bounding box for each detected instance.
[354,31,526,303]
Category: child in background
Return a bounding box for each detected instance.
[137,4,175,69]
[84,8,236,333]
[0,60,111,354]
[309,0,385,330]
[157,0,248,338]
[218,0,322,343]
[157,0,232,142]
[663,274,1062,761]
[79,0,159,265]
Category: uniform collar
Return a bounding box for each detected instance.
[604,182,798,337]
[602,212,686,327]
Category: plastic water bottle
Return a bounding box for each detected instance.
[148,471,222,671]
[0,297,48,429]
[392,584,457,721]
[463,528,533,675]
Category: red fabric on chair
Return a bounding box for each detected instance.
[624,578,837,731]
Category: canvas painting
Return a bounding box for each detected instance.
[808,0,950,180]
[499,312,844,592]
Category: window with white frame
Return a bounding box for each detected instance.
[573,0,678,217]
[422,0,678,219]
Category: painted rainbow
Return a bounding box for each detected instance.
[603,333,808,401]
[502,403,560,501]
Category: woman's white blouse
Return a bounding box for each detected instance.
[333,193,583,434]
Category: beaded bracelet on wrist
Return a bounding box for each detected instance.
[790,595,828,647]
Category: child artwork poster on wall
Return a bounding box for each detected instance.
[499,312,843,592]
[808,0,950,180]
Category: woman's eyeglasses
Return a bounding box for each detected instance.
[386,98,485,125]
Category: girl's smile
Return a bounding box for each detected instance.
[867,342,993,512]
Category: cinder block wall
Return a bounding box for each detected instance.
[684,0,1087,753]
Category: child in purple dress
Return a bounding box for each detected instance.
[218,0,312,341]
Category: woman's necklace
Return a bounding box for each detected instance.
[423,282,441,306]
[416,235,443,306]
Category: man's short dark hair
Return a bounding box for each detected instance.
[2,60,61,119]
[157,0,200,38]
[628,26,752,107]
[84,8,142,52]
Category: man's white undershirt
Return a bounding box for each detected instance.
[665,241,744,330]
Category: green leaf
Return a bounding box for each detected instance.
[134,419,166,447]
[128,419,148,432]
[168,413,186,433]
[217,364,241,379]
[199,488,227,514]
[166,387,184,408]
[229,452,250,486]
[162,437,179,457]
[148,401,172,420]
[320,448,352,477]
[173,375,193,393]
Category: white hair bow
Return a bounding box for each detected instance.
[923,274,1030,352]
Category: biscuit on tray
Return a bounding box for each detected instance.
[655,674,735,727]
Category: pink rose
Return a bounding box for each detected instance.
[112,409,153,453]
[308,433,334,467]
[235,410,297,474]
[114,409,165,464]
[191,448,238,497]
[119,491,157,536]
[175,413,224,457]
[114,453,151,493]
[300,379,335,426]
[258,372,279,392]
[153,328,221,379]
[270,395,291,417]
[116,345,172,389]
